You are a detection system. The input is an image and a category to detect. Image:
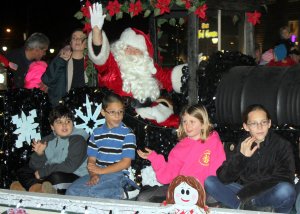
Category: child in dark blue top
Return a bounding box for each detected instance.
[66,93,136,199]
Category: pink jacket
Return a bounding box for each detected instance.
[147,131,226,185]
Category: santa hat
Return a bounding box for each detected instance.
[119,28,154,57]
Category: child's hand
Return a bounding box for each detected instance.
[87,175,99,186]
[137,148,153,159]
[240,136,258,157]
[87,162,101,174]
[59,45,72,61]
[32,139,47,155]
[34,170,40,179]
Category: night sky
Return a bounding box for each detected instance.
[0,0,150,51]
[0,0,82,48]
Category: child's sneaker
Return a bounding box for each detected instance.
[28,183,42,192]
[41,181,57,194]
[10,181,26,191]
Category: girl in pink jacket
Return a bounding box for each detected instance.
[137,104,226,202]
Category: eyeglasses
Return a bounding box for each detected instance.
[71,37,87,43]
[54,119,72,125]
[104,110,124,117]
[247,120,270,128]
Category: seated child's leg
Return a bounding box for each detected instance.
[253,182,296,213]
[88,172,126,199]
[46,172,79,191]
[204,176,242,209]
[295,192,300,214]
[65,175,90,196]
[136,185,169,202]
[17,166,41,190]
[66,172,126,199]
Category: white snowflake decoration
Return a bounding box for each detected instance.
[12,109,41,148]
[141,166,163,187]
[74,95,105,134]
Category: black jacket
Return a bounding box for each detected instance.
[41,56,67,107]
[217,131,295,201]
[6,47,32,88]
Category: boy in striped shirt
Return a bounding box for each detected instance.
[66,93,136,199]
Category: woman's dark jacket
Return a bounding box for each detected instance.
[217,130,295,201]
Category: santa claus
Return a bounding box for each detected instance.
[87,3,185,104]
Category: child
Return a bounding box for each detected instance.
[24,61,48,91]
[136,104,226,202]
[205,104,296,213]
[66,93,137,199]
[10,105,89,194]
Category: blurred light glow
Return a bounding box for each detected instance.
[2,46,7,52]
[200,55,208,61]
[6,28,11,33]
[291,35,296,43]
[0,74,4,83]
[212,38,218,44]
[49,49,55,54]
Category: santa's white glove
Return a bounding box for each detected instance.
[136,104,173,123]
[89,3,106,30]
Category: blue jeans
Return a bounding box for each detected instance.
[204,176,296,213]
[66,171,127,199]
[294,181,300,214]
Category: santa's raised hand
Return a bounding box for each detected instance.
[89,3,106,30]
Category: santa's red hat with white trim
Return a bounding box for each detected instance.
[119,28,154,57]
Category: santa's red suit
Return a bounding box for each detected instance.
[88,27,184,103]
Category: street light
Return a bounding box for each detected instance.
[0,65,7,90]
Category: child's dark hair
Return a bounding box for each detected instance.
[102,93,124,110]
[242,104,271,123]
[49,105,74,125]
[177,104,213,141]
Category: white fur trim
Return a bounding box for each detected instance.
[88,31,110,65]
[171,64,186,93]
[136,103,173,123]
[119,28,147,52]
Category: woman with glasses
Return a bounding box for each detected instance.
[205,104,296,213]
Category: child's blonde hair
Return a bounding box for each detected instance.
[177,104,213,141]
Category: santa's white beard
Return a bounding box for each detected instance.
[111,42,160,103]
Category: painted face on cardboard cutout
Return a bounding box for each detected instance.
[174,182,199,207]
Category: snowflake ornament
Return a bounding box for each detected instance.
[141,166,163,187]
[12,109,41,148]
[74,95,105,134]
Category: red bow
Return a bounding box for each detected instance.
[246,10,261,26]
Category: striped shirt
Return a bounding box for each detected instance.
[88,122,136,170]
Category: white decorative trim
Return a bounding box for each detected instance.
[0,189,263,214]
[171,64,186,93]
[88,31,110,65]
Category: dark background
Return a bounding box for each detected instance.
[0,0,150,57]
[0,0,82,49]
